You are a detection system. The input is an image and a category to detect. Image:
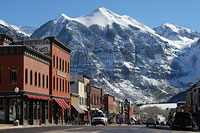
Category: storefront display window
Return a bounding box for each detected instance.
[0,99,5,121]
[9,99,16,121]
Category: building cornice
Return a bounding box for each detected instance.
[0,45,51,65]
[45,37,72,54]
[0,34,14,44]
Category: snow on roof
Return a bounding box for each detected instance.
[140,103,177,110]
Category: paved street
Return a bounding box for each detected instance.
[0,125,196,133]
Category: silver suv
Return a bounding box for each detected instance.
[91,113,108,126]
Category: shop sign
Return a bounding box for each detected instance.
[56,71,67,78]
[23,39,50,53]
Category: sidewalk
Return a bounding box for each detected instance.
[0,123,75,130]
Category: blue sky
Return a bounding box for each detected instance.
[0,0,199,31]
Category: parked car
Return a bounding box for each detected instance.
[91,113,108,126]
[168,112,193,130]
[146,118,156,127]
[126,120,135,125]
[136,120,142,125]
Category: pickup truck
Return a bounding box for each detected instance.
[91,113,108,126]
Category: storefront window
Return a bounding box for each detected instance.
[9,99,16,121]
[33,102,37,119]
[0,99,5,121]
[24,101,28,120]
[45,102,48,119]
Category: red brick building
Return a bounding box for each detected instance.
[104,94,114,114]
[90,86,104,111]
[0,34,71,125]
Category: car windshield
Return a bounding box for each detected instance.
[94,114,105,117]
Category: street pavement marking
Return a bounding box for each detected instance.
[0,126,10,130]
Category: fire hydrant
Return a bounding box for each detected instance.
[39,118,42,125]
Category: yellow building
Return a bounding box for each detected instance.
[70,93,79,105]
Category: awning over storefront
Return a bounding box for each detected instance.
[54,99,71,110]
[60,99,71,109]
[54,99,65,109]
[26,95,51,100]
[72,105,85,114]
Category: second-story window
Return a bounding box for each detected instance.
[62,60,64,71]
[56,56,58,69]
[38,73,41,87]
[65,80,67,93]
[53,76,55,90]
[59,58,61,70]
[60,78,61,92]
[65,61,67,73]
[62,79,64,92]
[68,81,70,93]
[25,69,28,84]
[42,74,45,88]
[10,68,17,84]
[68,63,70,73]
[35,72,37,86]
[30,70,32,85]
[53,55,55,68]
[56,77,58,91]
[46,75,48,89]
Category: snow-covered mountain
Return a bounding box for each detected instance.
[0,19,36,40]
[3,7,200,103]
[154,23,200,41]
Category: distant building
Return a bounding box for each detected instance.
[70,75,90,124]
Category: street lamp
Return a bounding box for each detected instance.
[14,87,19,121]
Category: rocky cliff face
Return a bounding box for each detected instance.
[2,8,200,103]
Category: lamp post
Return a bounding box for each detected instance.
[14,87,19,121]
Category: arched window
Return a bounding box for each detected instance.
[56,77,58,91]
[25,69,28,84]
[62,60,64,71]
[56,56,58,69]
[42,74,45,88]
[65,80,67,93]
[46,75,48,89]
[59,58,61,70]
[53,55,55,68]
[35,72,37,86]
[68,81,70,93]
[53,76,55,90]
[65,61,67,72]
[60,78,61,91]
[38,73,41,87]
[30,70,32,85]
[62,79,64,92]
[68,63,70,73]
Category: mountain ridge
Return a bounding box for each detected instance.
[1,7,200,103]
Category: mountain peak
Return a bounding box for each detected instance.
[161,22,195,33]
[91,7,114,15]
[75,7,154,33]
[54,13,72,24]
